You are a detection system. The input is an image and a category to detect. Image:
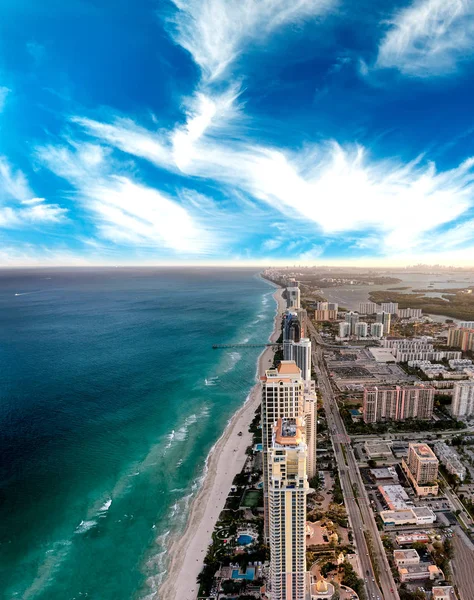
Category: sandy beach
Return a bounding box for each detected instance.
[158,285,285,600]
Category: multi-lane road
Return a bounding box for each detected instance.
[308,320,400,600]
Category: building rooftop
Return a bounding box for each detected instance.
[394,549,419,562]
[277,360,302,375]
[410,443,438,460]
[432,586,457,599]
[274,417,304,446]
[379,484,411,510]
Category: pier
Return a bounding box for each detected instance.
[212,343,281,349]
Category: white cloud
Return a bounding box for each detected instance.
[376,0,474,76]
[0,157,66,227]
[70,100,474,257]
[37,143,217,254]
[168,0,336,80]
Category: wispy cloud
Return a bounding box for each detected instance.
[37,142,218,254]
[167,0,336,80]
[0,157,66,227]
[68,99,474,258]
[376,0,474,76]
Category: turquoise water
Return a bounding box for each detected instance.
[231,567,255,580]
[236,534,254,545]
[0,268,275,600]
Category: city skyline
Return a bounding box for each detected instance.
[2,1,474,267]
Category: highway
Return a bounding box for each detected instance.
[308,320,399,600]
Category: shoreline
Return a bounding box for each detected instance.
[157,284,285,600]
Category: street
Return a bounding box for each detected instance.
[308,320,400,600]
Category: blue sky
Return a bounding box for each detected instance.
[2,0,474,266]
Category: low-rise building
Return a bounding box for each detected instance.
[369,467,399,482]
[394,549,420,566]
[433,442,466,481]
[396,533,430,545]
[380,507,435,527]
[365,441,393,459]
[432,586,458,599]
[378,485,412,510]
[398,563,442,582]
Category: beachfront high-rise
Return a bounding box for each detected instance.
[262,361,305,540]
[292,337,312,381]
[286,282,301,309]
[268,417,309,600]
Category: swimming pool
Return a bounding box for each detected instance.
[255,443,263,451]
[237,534,254,545]
[232,567,255,580]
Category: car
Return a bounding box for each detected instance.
[372,578,375,582]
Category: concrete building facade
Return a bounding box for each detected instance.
[363,385,435,423]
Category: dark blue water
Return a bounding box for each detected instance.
[0,268,275,600]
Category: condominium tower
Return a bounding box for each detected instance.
[451,381,474,419]
[261,362,315,598]
[268,417,309,600]
[403,443,439,496]
[376,311,391,335]
[363,385,434,423]
[286,285,301,310]
[283,338,312,382]
[261,361,304,540]
[345,311,359,335]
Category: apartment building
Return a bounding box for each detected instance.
[402,443,439,496]
[363,385,434,423]
[268,417,309,600]
[451,381,474,419]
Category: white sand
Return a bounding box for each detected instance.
[158,286,285,600]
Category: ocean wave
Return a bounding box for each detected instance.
[223,351,242,373]
[74,519,97,534]
[98,497,112,516]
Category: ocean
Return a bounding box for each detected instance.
[0,268,275,600]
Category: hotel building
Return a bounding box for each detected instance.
[261,362,305,540]
[268,417,309,600]
[363,385,434,423]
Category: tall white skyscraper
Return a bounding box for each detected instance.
[339,322,350,338]
[268,417,309,600]
[376,311,391,335]
[345,311,359,334]
[303,386,317,479]
[381,302,399,314]
[286,285,301,309]
[359,301,379,314]
[451,382,474,418]
[355,321,368,338]
[370,322,384,338]
[293,337,312,381]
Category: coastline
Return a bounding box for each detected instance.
[157,284,285,600]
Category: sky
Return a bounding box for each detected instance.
[1,0,474,267]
